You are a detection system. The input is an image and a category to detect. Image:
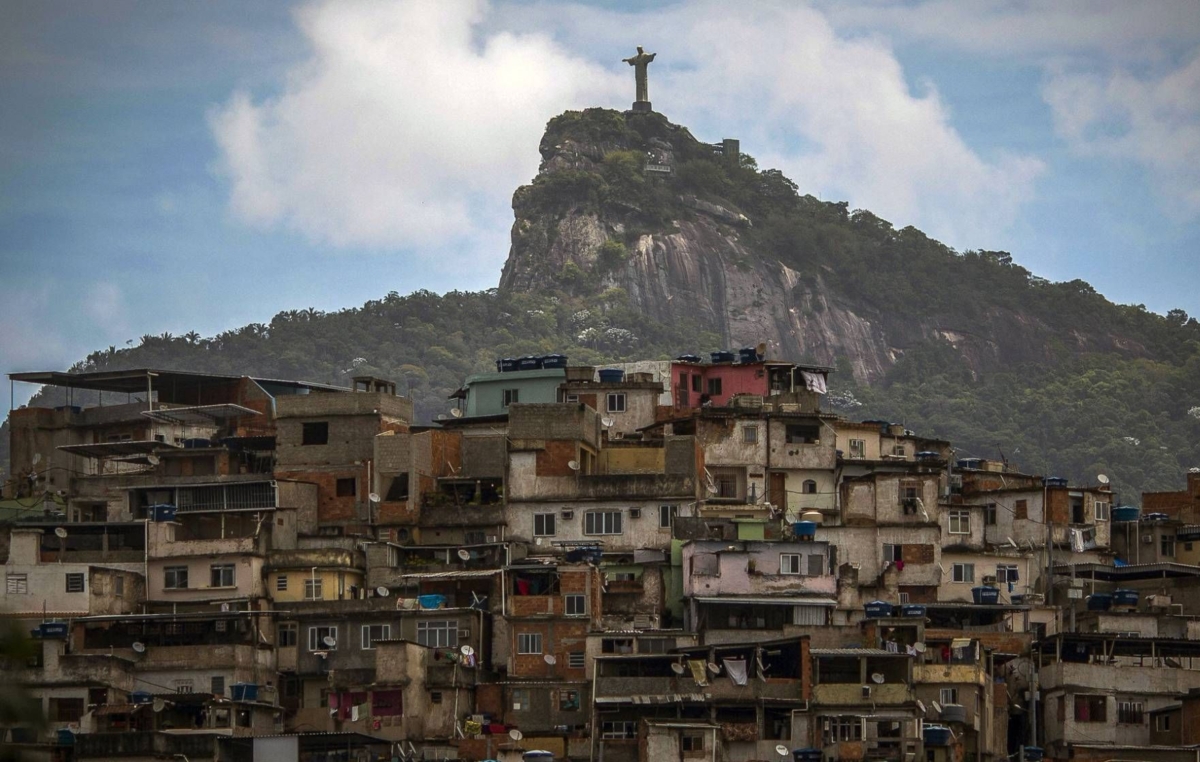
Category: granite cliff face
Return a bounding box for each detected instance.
[497,108,1156,383]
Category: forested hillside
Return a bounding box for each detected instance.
[4,108,1199,504]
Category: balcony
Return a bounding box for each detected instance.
[812,683,914,705]
[914,663,986,686]
[605,578,644,595]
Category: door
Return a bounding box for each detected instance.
[770,472,787,512]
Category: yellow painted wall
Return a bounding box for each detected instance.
[269,569,365,602]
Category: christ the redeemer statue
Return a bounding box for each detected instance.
[623,46,656,112]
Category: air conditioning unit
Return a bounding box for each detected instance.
[561,510,574,520]
[982,575,998,585]
[629,508,642,519]
[611,431,624,440]
[1143,535,1154,544]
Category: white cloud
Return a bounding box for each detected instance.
[1044,52,1200,218]
[212,0,1045,257]
[0,285,67,373]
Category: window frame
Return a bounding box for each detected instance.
[948,509,971,535]
[65,572,85,593]
[1074,694,1107,723]
[940,688,959,705]
[336,477,357,497]
[6,573,28,595]
[1095,501,1110,521]
[517,631,543,655]
[565,593,586,616]
[706,377,723,396]
[416,620,458,648]
[606,393,627,413]
[848,439,866,459]
[883,544,902,563]
[502,388,519,407]
[210,564,235,588]
[584,510,623,535]
[1117,700,1144,725]
[985,503,997,526]
[533,512,557,537]
[277,622,298,647]
[164,565,189,590]
[659,504,678,528]
[780,553,803,575]
[952,563,975,583]
[742,425,759,444]
[361,624,391,650]
[996,564,1019,584]
[304,578,324,600]
[308,625,338,651]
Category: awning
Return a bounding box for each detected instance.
[399,569,500,580]
[142,404,260,425]
[58,441,178,459]
[93,704,142,716]
[951,638,973,649]
[693,596,836,606]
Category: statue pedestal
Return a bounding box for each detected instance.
[631,101,653,113]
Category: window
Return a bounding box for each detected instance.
[585,510,622,535]
[659,504,678,528]
[743,425,759,444]
[848,439,866,459]
[276,575,288,592]
[803,479,818,494]
[940,688,959,705]
[362,624,391,649]
[996,565,1019,584]
[559,689,581,711]
[305,578,323,600]
[65,572,85,593]
[606,393,627,413]
[681,734,705,752]
[952,563,975,583]
[808,554,824,577]
[517,632,543,654]
[602,720,637,739]
[416,620,458,648]
[430,691,443,704]
[568,651,586,669]
[210,564,235,588]
[1015,499,1028,520]
[1095,501,1110,521]
[825,717,863,743]
[174,679,194,694]
[48,698,85,723]
[511,689,530,711]
[565,594,586,616]
[1075,694,1107,722]
[948,510,971,534]
[6,573,28,595]
[1161,536,1176,558]
[780,553,802,574]
[1118,700,1144,725]
[164,566,189,590]
[691,374,701,393]
[211,676,225,696]
[502,388,519,407]
[336,478,356,497]
[602,638,634,655]
[707,377,723,396]
[883,544,902,563]
[533,513,556,537]
[985,503,997,526]
[786,423,821,444]
[308,625,337,651]
[1156,714,1172,732]
[898,592,911,604]
[713,471,740,499]
[301,421,329,445]
[278,622,298,647]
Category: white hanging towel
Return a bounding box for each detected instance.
[800,371,827,394]
[722,658,749,686]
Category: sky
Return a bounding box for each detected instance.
[2,0,1199,407]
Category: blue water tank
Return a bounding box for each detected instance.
[1112,505,1140,522]
[1113,589,1139,607]
[517,356,542,371]
[56,729,75,746]
[972,586,1000,604]
[131,691,153,705]
[923,725,952,746]
[418,594,447,610]
[1087,593,1113,611]
[231,683,258,702]
[540,354,568,369]
[794,521,817,538]
[900,604,927,618]
[865,600,894,618]
[597,369,625,383]
[151,504,177,522]
[36,622,69,639]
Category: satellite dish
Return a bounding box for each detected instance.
[914,642,927,654]
[220,602,231,612]
[509,729,524,741]
[932,701,943,714]
[567,460,580,471]
[152,698,166,712]
[871,673,885,684]
[147,454,160,466]
[775,744,790,758]
[670,662,686,675]
[706,480,718,494]
[457,549,471,561]
[132,642,146,653]
[544,654,557,665]
[376,586,390,598]
[706,662,721,675]
[450,408,463,418]
[369,492,381,503]
[54,527,68,539]
[756,341,767,358]
[1097,474,1110,485]
[437,414,447,420]
[460,645,475,657]
[601,417,615,428]
[917,700,927,715]
[322,635,336,648]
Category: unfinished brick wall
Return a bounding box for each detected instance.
[509,619,589,678]
[274,466,364,523]
[537,440,579,477]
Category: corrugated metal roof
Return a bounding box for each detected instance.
[400,569,500,579]
[811,648,911,657]
[694,596,836,606]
